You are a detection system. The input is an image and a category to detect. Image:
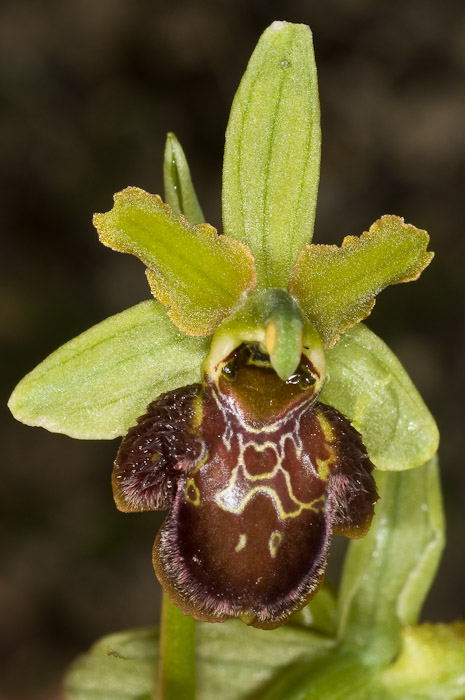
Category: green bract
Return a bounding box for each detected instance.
[163,133,204,225]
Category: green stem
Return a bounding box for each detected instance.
[158,592,196,700]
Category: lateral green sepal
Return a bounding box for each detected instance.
[222,21,321,288]
[289,215,433,347]
[320,323,439,471]
[8,300,210,439]
[94,187,256,335]
[163,132,205,225]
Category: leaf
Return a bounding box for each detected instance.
[8,300,210,439]
[254,651,380,700]
[319,324,439,471]
[163,132,205,225]
[381,623,465,699]
[94,187,256,335]
[337,457,445,666]
[289,215,433,347]
[241,625,465,700]
[222,21,321,288]
[64,628,157,700]
[64,622,334,700]
[65,622,465,700]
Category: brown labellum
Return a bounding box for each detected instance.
[113,344,378,629]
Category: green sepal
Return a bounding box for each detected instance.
[163,132,205,225]
[289,215,433,347]
[222,21,321,288]
[64,622,334,700]
[8,300,210,440]
[320,323,439,471]
[203,288,324,382]
[94,187,256,335]
[337,456,445,666]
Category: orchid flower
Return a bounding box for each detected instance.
[8,22,438,631]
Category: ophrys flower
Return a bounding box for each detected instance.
[8,22,438,629]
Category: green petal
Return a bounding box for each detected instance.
[222,21,321,288]
[8,300,210,439]
[94,188,256,335]
[163,132,205,225]
[319,324,439,471]
[337,457,445,666]
[289,215,433,347]
[65,622,333,700]
[381,623,465,699]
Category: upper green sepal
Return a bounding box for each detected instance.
[163,132,205,225]
[222,21,321,288]
[94,187,256,335]
[289,215,433,347]
[8,300,210,439]
[320,323,439,471]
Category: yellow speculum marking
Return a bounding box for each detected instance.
[235,534,247,552]
[269,531,282,558]
[191,392,204,431]
[314,410,337,481]
[216,470,325,521]
[185,478,201,506]
[216,427,326,520]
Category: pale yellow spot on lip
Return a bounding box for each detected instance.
[185,478,201,506]
[315,409,337,480]
[269,530,283,558]
[235,533,247,552]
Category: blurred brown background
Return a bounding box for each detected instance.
[1,0,464,697]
